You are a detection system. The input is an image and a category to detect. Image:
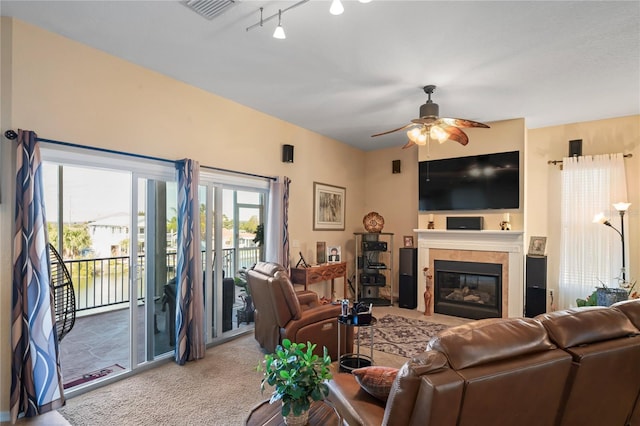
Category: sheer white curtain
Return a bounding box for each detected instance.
[558,153,628,309]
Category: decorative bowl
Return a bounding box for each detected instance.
[363,212,384,233]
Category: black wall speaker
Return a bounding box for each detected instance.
[525,255,547,317]
[569,139,582,158]
[392,159,401,174]
[398,248,417,309]
[282,144,294,163]
[446,216,483,230]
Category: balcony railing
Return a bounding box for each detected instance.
[64,247,261,313]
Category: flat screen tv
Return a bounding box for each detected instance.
[419,150,520,211]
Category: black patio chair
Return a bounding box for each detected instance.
[48,243,76,342]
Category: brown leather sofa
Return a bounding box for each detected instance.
[327,300,640,426]
[247,262,352,361]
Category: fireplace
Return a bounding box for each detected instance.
[415,230,523,317]
[434,260,502,319]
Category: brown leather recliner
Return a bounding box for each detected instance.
[247,262,352,361]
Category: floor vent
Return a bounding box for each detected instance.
[182,0,238,20]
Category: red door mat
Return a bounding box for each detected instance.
[63,364,126,389]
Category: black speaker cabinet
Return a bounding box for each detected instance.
[282,144,294,163]
[569,139,582,158]
[222,277,235,331]
[399,248,417,309]
[446,216,483,230]
[525,255,547,317]
[392,159,401,174]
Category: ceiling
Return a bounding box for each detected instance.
[2,1,639,151]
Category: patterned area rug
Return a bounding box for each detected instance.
[359,315,449,358]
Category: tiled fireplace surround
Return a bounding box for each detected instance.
[415,229,525,318]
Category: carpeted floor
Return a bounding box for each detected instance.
[58,334,267,426]
[53,308,466,425]
[359,314,449,358]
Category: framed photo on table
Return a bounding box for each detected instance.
[528,236,547,256]
[327,246,341,262]
[313,182,346,230]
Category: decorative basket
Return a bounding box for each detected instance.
[596,288,628,307]
[363,212,384,233]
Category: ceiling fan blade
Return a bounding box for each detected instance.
[401,140,416,149]
[439,118,490,128]
[439,125,469,146]
[371,123,414,137]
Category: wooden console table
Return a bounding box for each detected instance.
[290,262,347,300]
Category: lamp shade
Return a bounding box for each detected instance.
[329,0,344,15]
[613,202,631,212]
[593,212,608,224]
[273,25,286,39]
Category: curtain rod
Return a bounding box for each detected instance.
[4,130,276,181]
[547,153,632,165]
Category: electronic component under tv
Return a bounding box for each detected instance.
[419,150,520,211]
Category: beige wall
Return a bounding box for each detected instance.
[361,145,419,283]
[0,17,14,415]
[0,18,369,414]
[527,116,640,309]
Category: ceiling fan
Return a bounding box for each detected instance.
[371,85,490,149]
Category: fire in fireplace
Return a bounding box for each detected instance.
[434,260,502,319]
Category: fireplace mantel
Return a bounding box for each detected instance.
[414,229,524,317]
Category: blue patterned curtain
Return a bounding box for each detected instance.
[175,159,205,364]
[282,177,291,274]
[11,130,65,422]
[265,177,291,272]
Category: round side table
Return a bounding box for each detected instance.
[337,316,377,373]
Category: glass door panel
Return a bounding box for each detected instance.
[43,163,133,391]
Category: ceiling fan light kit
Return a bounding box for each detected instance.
[372,85,490,149]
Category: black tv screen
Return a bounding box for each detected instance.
[419,150,520,211]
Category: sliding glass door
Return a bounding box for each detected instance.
[42,151,178,393]
[41,145,270,392]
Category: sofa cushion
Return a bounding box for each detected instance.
[383,350,458,426]
[427,317,554,370]
[612,299,640,329]
[536,306,639,348]
[352,366,399,402]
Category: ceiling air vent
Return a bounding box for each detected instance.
[182,0,238,20]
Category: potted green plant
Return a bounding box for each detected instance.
[259,339,332,425]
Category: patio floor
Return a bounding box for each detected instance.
[58,298,252,391]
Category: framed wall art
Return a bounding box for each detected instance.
[313,182,346,230]
[403,235,414,248]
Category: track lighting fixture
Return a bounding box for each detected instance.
[246,0,370,38]
[273,9,286,39]
[329,0,344,15]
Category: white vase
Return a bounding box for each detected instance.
[284,409,309,426]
